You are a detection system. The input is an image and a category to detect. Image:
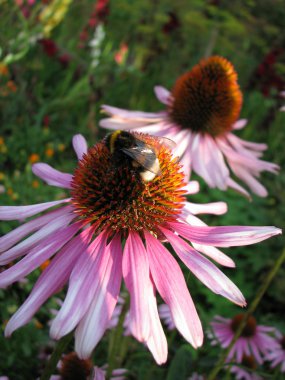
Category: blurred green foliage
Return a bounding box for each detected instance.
[0,0,285,379]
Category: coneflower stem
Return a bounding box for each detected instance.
[208,246,285,380]
[107,296,130,379]
[40,332,73,380]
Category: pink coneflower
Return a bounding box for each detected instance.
[0,133,281,364]
[210,315,278,364]
[230,355,262,380]
[265,330,285,372]
[100,56,279,197]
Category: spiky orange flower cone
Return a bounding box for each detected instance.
[0,133,281,364]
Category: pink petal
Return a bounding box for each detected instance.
[0,206,69,252]
[101,105,161,121]
[154,85,171,105]
[32,163,73,189]
[161,228,245,306]
[0,223,80,287]
[145,280,168,364]
[229,163,268,197]
[122,232,150,342]
[0,199,70,220]
[91,367,106,380]
[5,226,94,337]
[100,117,151,130]
[145,231,203,348]
[75,233,122,359]
[191,243,235,268]
[184,201,227,215]
[232,119,247,130]
[0,209,74,265]
[203,135,229,190]
[183,181,199,195]
[227,178,251,199]
[72,134,88,160]
[170,221,282,247]
[50,230,109,339]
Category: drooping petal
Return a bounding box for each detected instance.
[5,226,94,337]
[227,177,251,199]
[72,134,88,160]
[0,206,69,252]
[50,230,109,339]
[145,279,168,364]
[0,223,80,287]
[0,209,74,265]
[75,233,122,359]
[202,135,229,190]
[145,231,203,348]
[101,105,162,121]
[229,162,268,197]
[0,198,70,220]
[161,228,246,306]
[154,85,171,105]
[170,221,281,247]
[122,232,150,342]
[32,163,73,189]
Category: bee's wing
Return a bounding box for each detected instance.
[121,147,159,174]
[154,136,176,150]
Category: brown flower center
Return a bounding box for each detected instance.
[59,352,92,380]
[280,336,285,349]
[241,355,257,370]
[230,314,257,337]
[169,56,243,137]
[71,133,186,236]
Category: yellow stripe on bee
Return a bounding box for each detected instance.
[109,130,122,154]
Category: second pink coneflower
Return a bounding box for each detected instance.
[100,56,279,197]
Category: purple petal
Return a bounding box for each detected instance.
[145,280,168,364]
[154,85,171,105]
[72,134,88,160]
[0,206,69,252]
[161,228,246,306]
[0,199,70,220]
[170,221,282,247]
[122,232,150,342]
[0,208,74,265]
[101,105,161,120]
[145,231,203,348]
[75,233,122,359]
[0,223,80,287]
[50,230,109,339]
[32,163,73,189]
[232,119,247,130]
[5,226,94,337]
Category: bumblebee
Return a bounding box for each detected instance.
[105,130,174,182]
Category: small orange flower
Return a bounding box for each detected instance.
[57,143,66,152]
[0,63,9,76]
[0,137,4,145]
[32,180,40,188]
[7,188,13,196]
[45,147,54,157]
[6,81,17,93]
[29,153,40,164]
[34,319,44,329]
[40,259,51,271]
